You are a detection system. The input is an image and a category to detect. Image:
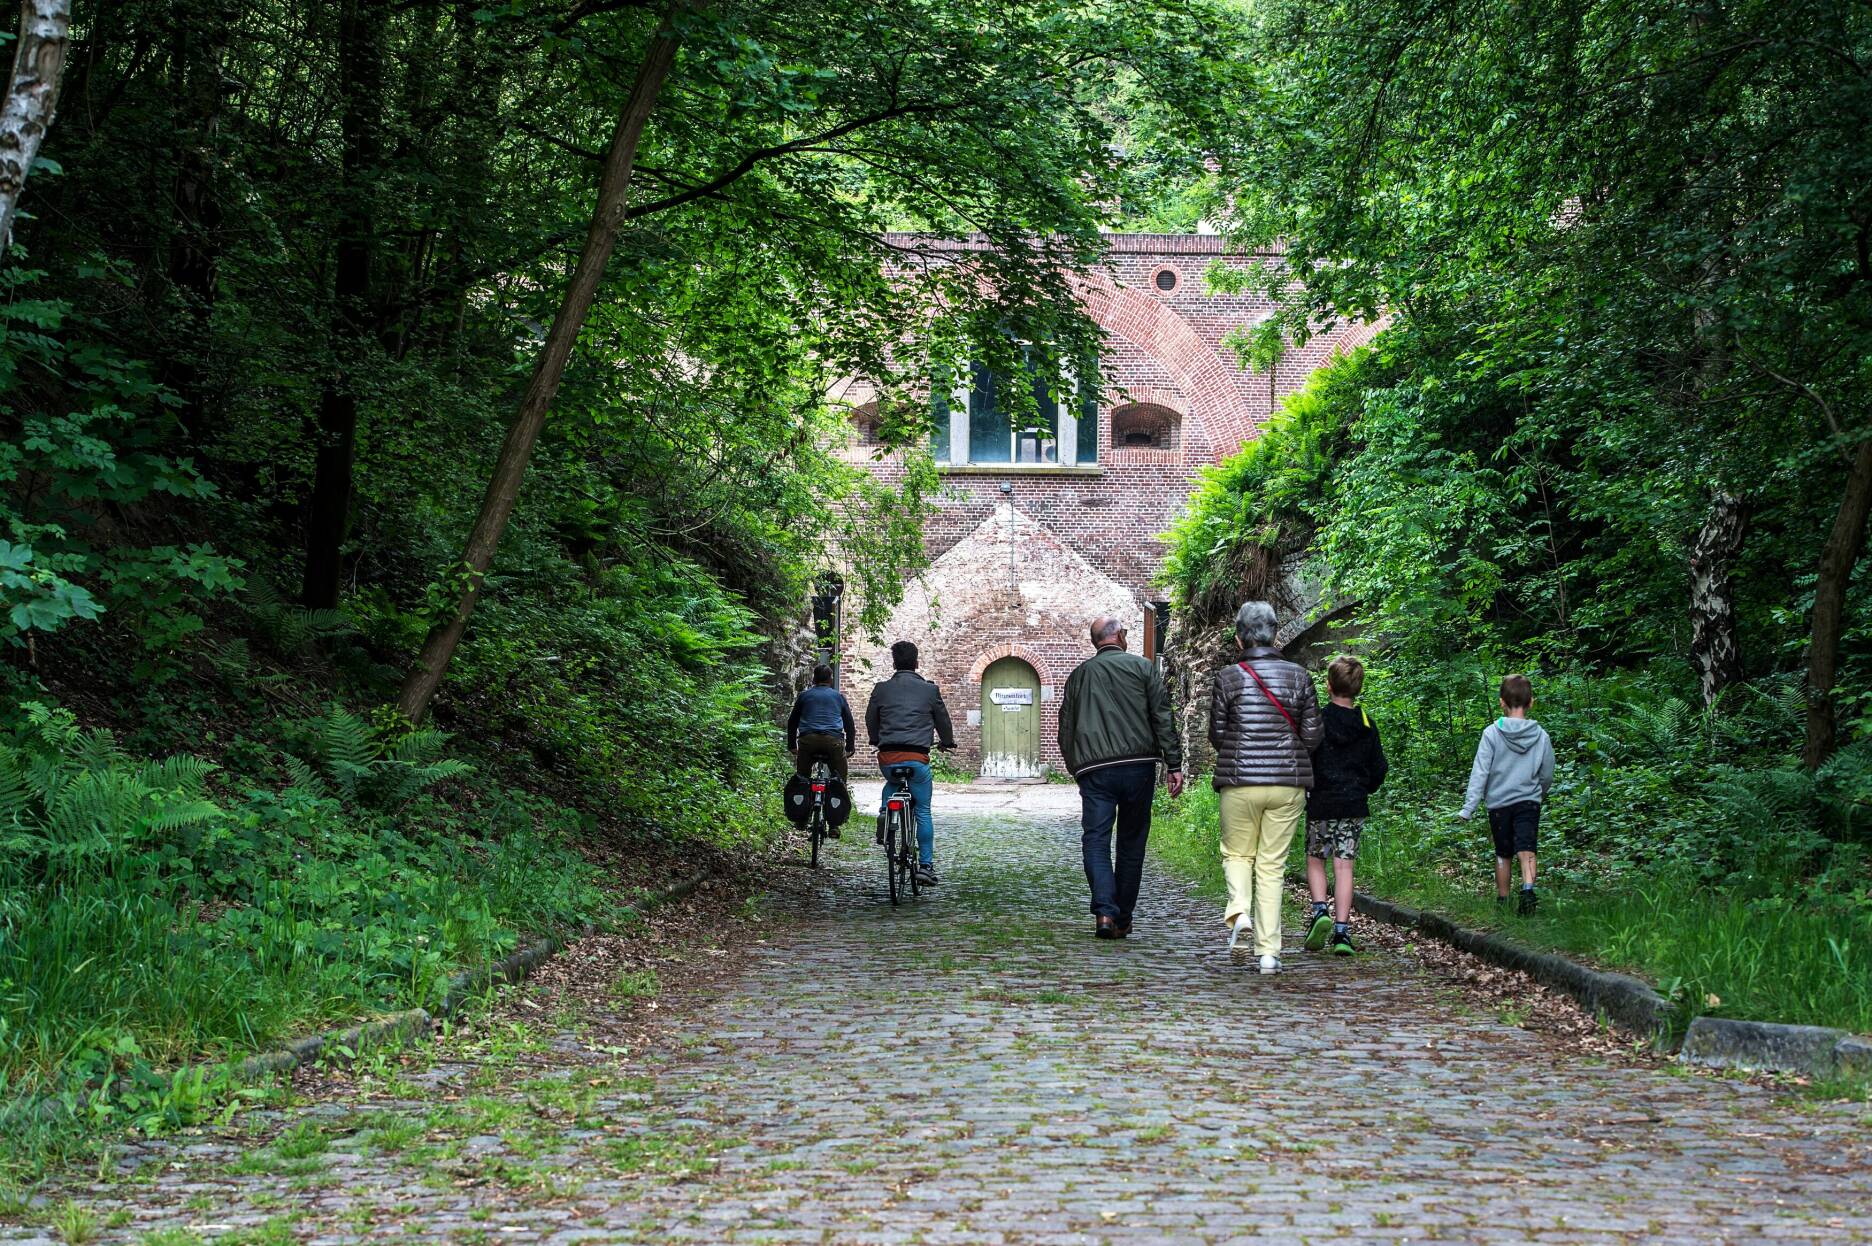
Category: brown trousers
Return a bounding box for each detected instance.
[794,732,849,782]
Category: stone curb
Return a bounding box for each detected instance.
[1,871,710,1128]
[1350,890,1673,1042]
[1678,1017,1872,1077]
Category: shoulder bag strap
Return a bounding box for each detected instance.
[1239,660,1301,738]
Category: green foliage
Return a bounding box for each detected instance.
[0,697,606,1184]
[1161,347,1379,620]
[281,706,471,812]
[1203,0,1872,758]
[0,269,240,655]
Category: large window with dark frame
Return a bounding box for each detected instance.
[930,350,1099,467]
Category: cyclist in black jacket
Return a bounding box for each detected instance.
[865,641,955,885]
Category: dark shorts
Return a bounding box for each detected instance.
[1488,801,1540,857]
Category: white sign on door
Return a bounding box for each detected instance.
[989,688,1033,706]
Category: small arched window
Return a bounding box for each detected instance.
[849,401,882,444]
[1110,402,1182,452]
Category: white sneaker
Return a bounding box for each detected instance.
[1227,913,1253,965]
[1258,954,1281,975]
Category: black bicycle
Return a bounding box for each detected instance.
[880,764,921,906]
[805,759,831,870]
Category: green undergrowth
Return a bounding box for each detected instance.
[0,684,784,1187]
[0,704,617,1184]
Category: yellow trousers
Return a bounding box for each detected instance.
[1218,785,1305,958]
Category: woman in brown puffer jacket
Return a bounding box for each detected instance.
[1209,600,1324,973]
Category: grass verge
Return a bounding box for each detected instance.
[1151,783,1872,1035]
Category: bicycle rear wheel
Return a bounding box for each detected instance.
[885,811,902,906]
[809,809,823,869]
[905,808,921,898]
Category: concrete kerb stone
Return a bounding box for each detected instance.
[1679,1017,1872,1077]
[1349,890,1672,1043]
[0,871,711,1127]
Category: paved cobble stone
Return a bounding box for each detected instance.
[5,794,1869,1244]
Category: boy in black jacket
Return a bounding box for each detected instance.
[1304,656,1388,955]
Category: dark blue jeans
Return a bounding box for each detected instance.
[880,762,935,866]
[1078,762,1157,922]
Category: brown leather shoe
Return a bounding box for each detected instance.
[1114,919,1133,938]
[1094,915,1118,939]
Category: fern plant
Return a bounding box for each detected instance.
[282,706,471,811]
[242,578,351,657]
[0,704,226,880]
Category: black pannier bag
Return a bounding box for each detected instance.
[783,773,852,827]
[783,773,814,825]
[822,777,852,827]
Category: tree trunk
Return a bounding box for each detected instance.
[432,0,494,362]
[1803,435,1872,769]
[395,7,683,724]
[164,0,233,439]
[1688,491,1747,708]
[0,0,73,251]
[302,0,385,608]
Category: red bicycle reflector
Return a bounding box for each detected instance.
[887,799,904,811]
[811,783,825,793]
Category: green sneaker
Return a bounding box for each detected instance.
[1330,926,1357,956]
[1304,910,1334,951]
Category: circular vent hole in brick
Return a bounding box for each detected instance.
[1153,268,1178,292]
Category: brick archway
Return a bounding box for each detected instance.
[1077,274,1258,444]
[1112,383,1188,413]
[967,643,1051,687]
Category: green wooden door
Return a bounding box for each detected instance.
[980,657,1042,778]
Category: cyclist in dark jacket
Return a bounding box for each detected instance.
[1058,616,1184,939]
[865,641,955,885]
[787,663,855,782]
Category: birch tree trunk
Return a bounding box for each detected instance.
[0,0,72,251]
[1688,491,1747,708]
[395,6,684,724]
[1804,436,1872,769]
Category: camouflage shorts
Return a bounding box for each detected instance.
[1305,817,1365,860]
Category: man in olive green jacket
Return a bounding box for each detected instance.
[1058,616,1185,939]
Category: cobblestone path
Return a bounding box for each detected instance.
[7,793,1870,1244]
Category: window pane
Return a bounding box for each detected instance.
[969,360,1011,463]
[1076,361,1099,464]
[1017,369,1057,463]
[929,376,950,463]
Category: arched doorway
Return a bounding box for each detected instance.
[980,656,1042,778]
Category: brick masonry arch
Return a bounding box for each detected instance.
[1110,383,1188,413]
[1076,274,1258,458]
[966,643,1050,687]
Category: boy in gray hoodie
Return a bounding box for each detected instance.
[1458,673,1555,915]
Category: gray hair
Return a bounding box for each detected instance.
[1234,600,1278,648]
[1089,616,1123,644]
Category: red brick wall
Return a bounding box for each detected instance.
[837,235,1378,773]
